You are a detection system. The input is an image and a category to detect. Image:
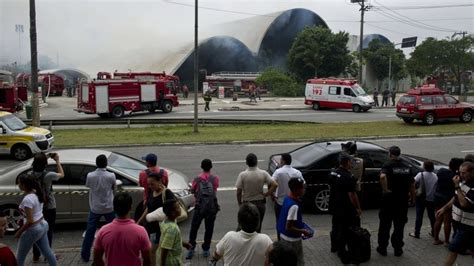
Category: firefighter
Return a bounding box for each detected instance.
[203,90,212,111]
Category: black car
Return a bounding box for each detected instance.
[267,141,446,213]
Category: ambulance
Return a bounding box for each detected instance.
[304,78,374,112]
[0,111,54,160]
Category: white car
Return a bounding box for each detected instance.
[0,149,194,231]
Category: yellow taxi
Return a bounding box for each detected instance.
[0,111,54,160]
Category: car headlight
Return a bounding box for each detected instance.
[33,134,46,141]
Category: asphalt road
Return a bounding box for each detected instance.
[20,96,399,123]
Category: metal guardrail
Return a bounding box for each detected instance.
[24,118,317,129]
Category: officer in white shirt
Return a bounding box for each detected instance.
[271,153,304,239]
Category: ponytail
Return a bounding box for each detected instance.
[18,174,45,203]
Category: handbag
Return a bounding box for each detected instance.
[162,189,188,223]
[416,172,426,198]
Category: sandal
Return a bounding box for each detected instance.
[409,232,420,239]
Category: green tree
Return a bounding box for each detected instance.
[407,36,474,90]
[287,26,351,81]
[362,39,406,86]
[255,68,302,97]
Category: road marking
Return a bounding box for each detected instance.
[213,159,264,164]
[461,150,474,153]
[245,142,309,147]
[375,135,474,142]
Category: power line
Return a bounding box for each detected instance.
[373,0,459,32]
[364,23,409,35]
[378,3,474,10]
[327,17,472,23]
[163,0,277,18]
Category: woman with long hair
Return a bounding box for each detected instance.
[15,174,57,266]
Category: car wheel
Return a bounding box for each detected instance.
[0,205,22,232]
[314,186,330,212]
[403,118,414,124]
[11,144,32,161]
[460,110,473,123]
[352,105,362,113]
[161,101,173,113]
[312,102,320,111]
[423,112,435,125]
[111,105,125,118]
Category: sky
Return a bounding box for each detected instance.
[0,0,472,75]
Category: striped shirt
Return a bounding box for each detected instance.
[452,180,474,230]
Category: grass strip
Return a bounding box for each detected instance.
[52,121,474,147]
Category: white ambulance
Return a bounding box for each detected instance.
[304,78,374,112]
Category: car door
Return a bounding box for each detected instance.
[357,149,388,208]
[342,87,355,108]
[433,95,448,118]
[66,164,96,220]
[110,171,143,216]
[444,95,463,117]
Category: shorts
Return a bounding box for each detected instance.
[448,228,474,253]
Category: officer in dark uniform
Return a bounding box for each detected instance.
[377,146,416,257]
[329,153,362,264]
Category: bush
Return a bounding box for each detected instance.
[256,68,303,97]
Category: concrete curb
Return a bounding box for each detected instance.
[54,132,474,150]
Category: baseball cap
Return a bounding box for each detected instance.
[142,153,158,165]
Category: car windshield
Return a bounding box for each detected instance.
[290,143,329,168]
[399,96,415,104]
[108,152,145,180]
[351,85,368,96]
[0,114,28,131]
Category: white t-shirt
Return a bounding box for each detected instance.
[280,205,301,242]
[216,230,272,266]
[415,171,438,202]
[272,165,304,205]
[19,193,43,224]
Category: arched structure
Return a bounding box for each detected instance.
[360,34,391,50]
[39,68,90,82]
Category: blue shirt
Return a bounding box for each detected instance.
[277,196,303,240]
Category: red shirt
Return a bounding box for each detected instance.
[94,219,151,266]
[139,166,169,203]
[0,245,18,266]
[191,172,220,194]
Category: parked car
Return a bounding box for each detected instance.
[267,141,446,213]
[396,86,473,125]
[0,149,194,232]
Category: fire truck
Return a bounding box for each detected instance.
[204,72,266,97]
[16,72,65,97]
[113,71,180,95]
[0,70,24,113]
[75,72,179,118]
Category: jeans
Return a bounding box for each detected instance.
[274,202,282,240]
[33,208,56,259]
[414,199,436,236]
[377,196,408,250]
[280,239,304,266]
[188,208,216,251]
[80,211,115,262]
[17,220,57,266]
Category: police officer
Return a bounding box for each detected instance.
[341,142,364,192]
[376,146,416,257]
[329,153,362,264]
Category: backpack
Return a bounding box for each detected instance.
[28,170,50,206]
[194,175,219,216]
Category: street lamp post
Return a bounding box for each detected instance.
[193,0,199,133]
[389,37,417,92]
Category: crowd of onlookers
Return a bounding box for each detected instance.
[0,146,473,266]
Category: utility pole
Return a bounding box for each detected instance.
[193,0,199,133]
[29,0,40,126]
[352,0,369,84]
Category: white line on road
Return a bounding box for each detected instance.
[213,159,264,164]
[217,187,237,191]
[374,135,474,142]
[461,150,474,153]
[245,142,309,147]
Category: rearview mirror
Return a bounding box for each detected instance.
[115,179,123,188]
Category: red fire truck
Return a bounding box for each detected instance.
[113,71,180,94]
[204,72,266,97]
[16,72,65,97]
[0,70,24,113]
[75,72,179,118]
